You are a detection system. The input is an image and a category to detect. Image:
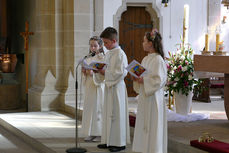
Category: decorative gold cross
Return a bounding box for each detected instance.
[20,21,34,50]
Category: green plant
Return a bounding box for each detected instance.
[166,39,202,96]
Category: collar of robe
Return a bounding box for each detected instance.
[148,52,158,57]
[109,46,121,52]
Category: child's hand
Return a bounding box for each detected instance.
[137,77,144,84]
[86,70,93,76]
[93,70,98,73]
[98,69,105,75]
[82,68,86,75]
[130,75,138,81]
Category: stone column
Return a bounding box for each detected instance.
[93,0,104,36]
[29,0,58,111]
[59,0,75,113]
[73,0,94,107]
[29,0,75,112]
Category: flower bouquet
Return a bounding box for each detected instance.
[166,39,202,96]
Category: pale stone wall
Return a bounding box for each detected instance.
[28,0,104,112]
[29,0,58,111]
[73,0,93,108]
[221,5,229,52]
[29,0,75,111]
[208,0,221,51]
[73,0,105,108]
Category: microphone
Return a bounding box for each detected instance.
[84,52,96,58]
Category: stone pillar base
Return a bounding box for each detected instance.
[29,86,60,112]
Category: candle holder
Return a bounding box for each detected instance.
[201,51,212,55]
[213,51,227,56]
[214,26,221,52]
[213,27,226,55]
[201,32,211,55]
[216,33,220,52]
[1,54,17,73]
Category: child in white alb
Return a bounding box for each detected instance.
[81,36,105,142]
[132,29,167,153]
[94,27,130,152]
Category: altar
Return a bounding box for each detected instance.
[194,54,229,120]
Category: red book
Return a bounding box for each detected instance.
[190,140,229,153]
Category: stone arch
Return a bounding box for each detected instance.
[113,0,163,39]
[145,5,160,30]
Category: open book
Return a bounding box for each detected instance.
[82,60,107,70]
[126,60,147,78]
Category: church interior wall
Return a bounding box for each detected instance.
[11,0,77,112]
[7,0,36,108]
[162,0,208,55]
[1,0,228,114]
[93,0,104,36]
[103,0,122,28]
[103,0,209,56]
[74,0,95,106]
[221,6,229,51]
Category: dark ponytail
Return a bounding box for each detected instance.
[145,32,164,59]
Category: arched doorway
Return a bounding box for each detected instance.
[119,6,155,97]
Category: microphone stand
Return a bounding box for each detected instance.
[66,57,87,153]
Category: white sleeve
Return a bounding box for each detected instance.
[143,58,167,96]
[133,81,140,94]
[105,52,128,87]
[93,73,105,85]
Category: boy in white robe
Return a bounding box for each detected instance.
[132,29,167,153]
[94,27,130,152]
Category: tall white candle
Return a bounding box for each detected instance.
[183,5,189,46]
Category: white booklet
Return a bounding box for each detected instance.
[126,60,147,78]
[82,60,107,70]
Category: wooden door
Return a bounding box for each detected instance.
[119,6,153,97]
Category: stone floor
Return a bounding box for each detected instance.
[0,111,137,153]
[0,124,39,153]
[0,94,227,153]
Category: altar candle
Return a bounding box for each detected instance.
[205,34,209,51]
[183,5,189,45]
[216,33,220,51]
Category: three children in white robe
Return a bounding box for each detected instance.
[82,28,167,153]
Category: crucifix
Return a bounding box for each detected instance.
[20,21,34,94]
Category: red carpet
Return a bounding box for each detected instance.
[129,115,136,127]
[210,83,224,88]
[190,140,229,153]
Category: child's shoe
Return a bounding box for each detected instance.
[92,136,101,142]
[84,136,96,142]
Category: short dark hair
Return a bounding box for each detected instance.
[100,27,118,41]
